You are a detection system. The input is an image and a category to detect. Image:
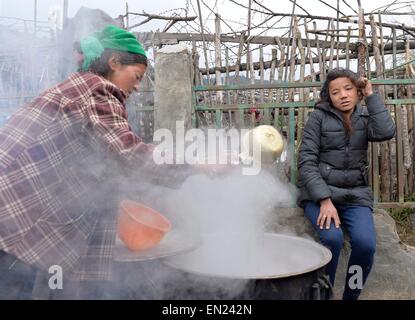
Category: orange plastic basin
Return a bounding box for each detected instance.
[117,200,171,251]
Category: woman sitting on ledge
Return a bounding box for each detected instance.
[297,68,395,300]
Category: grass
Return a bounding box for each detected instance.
[388,194,415,247]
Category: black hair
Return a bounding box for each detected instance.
[88,48,147,77]
[73,42,147,77]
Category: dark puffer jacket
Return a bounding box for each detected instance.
[297,93,395,208]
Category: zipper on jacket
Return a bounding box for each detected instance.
[344,138,350,166]
[344,139,350,185]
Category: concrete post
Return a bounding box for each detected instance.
[154,44,194,138]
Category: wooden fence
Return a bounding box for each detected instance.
[133,11,415,207]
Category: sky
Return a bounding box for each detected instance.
[0,0,413,72]
[1,0,413,34]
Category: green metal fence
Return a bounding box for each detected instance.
[192,79,415,209]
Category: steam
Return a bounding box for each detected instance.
[0,6,305,300]
[105,163,297,300]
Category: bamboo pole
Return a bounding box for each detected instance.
[322,19,333,79]
[296,26,306,147]
[357,1,379,202]
[193,40,208,126]
[225,47,230,104]
[304,20,318,100]
[404,37,414,195]
[390,27,398,199]
[247,0,253,127]
[287,17,298,169]
[307,29,396,41]
[329,20,336,70]
[346,26,351,70]
[336,0,340,67]
[270,48,277,128]
[260,45,269,125]
[192,40,201,128]
[199,48,412,75]
[196,0,211,88]
[225,47,231,127]
[370,14,390,202]
[378,14,393,200]
[378,12,386,73]
[395,101,405,202]
[234,32,245,128]
[288,18,298,102]
[214,14,223,105]
[249,48,255,128]
[393,28,398,99]
[357,2,367,77]
[192,40,200,86]
[275,38,285,130]
[314,21,325,81]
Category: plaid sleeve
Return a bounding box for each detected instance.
[84,84,154,165]
[82,83,193,187]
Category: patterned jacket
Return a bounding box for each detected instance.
[0,72,176,281]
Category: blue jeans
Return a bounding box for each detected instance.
[303,201,376,300]
[0,250,38,299]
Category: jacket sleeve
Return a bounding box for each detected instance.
[83,85,193,188]
[365,93,396,142]
[298,110,331,202]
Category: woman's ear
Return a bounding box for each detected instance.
[108,54,121,72]
[357,89,364,101]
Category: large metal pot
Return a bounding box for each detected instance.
[162,233,333,300]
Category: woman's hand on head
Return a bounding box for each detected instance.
[357,77,373,97]
[318,198,341,230]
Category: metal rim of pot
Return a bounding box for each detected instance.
[163,232,332,280]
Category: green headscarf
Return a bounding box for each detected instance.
[79,25,147,71]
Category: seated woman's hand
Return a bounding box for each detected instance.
[318,198,341,230]
[356,77,373,97]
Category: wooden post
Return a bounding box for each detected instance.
[329,20,336,70]
[336,0,340,67]
[296,26,306,146]
[391,27,398,199]
[370,14,390,202]
[357,1,367,77]
[395,103,405,202]
[225,48,230,105]
[346,27,351,70]
[378,12,386,73]
[404,38,414,195]
[288,17,298,186]
[192,40,201,128]
[214,14,223,105]
[270,48,277,128]
[321,19,333,79]
[260,45,269,125]
[196,0,211,87]
[249,48,255,128]
[192,40,200,86]
[358,1,379,203]
[275,37,285,131]
[225,47,232,127]
[235,32,245,128]
[314,22,325,82]
[304,20,317,100]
